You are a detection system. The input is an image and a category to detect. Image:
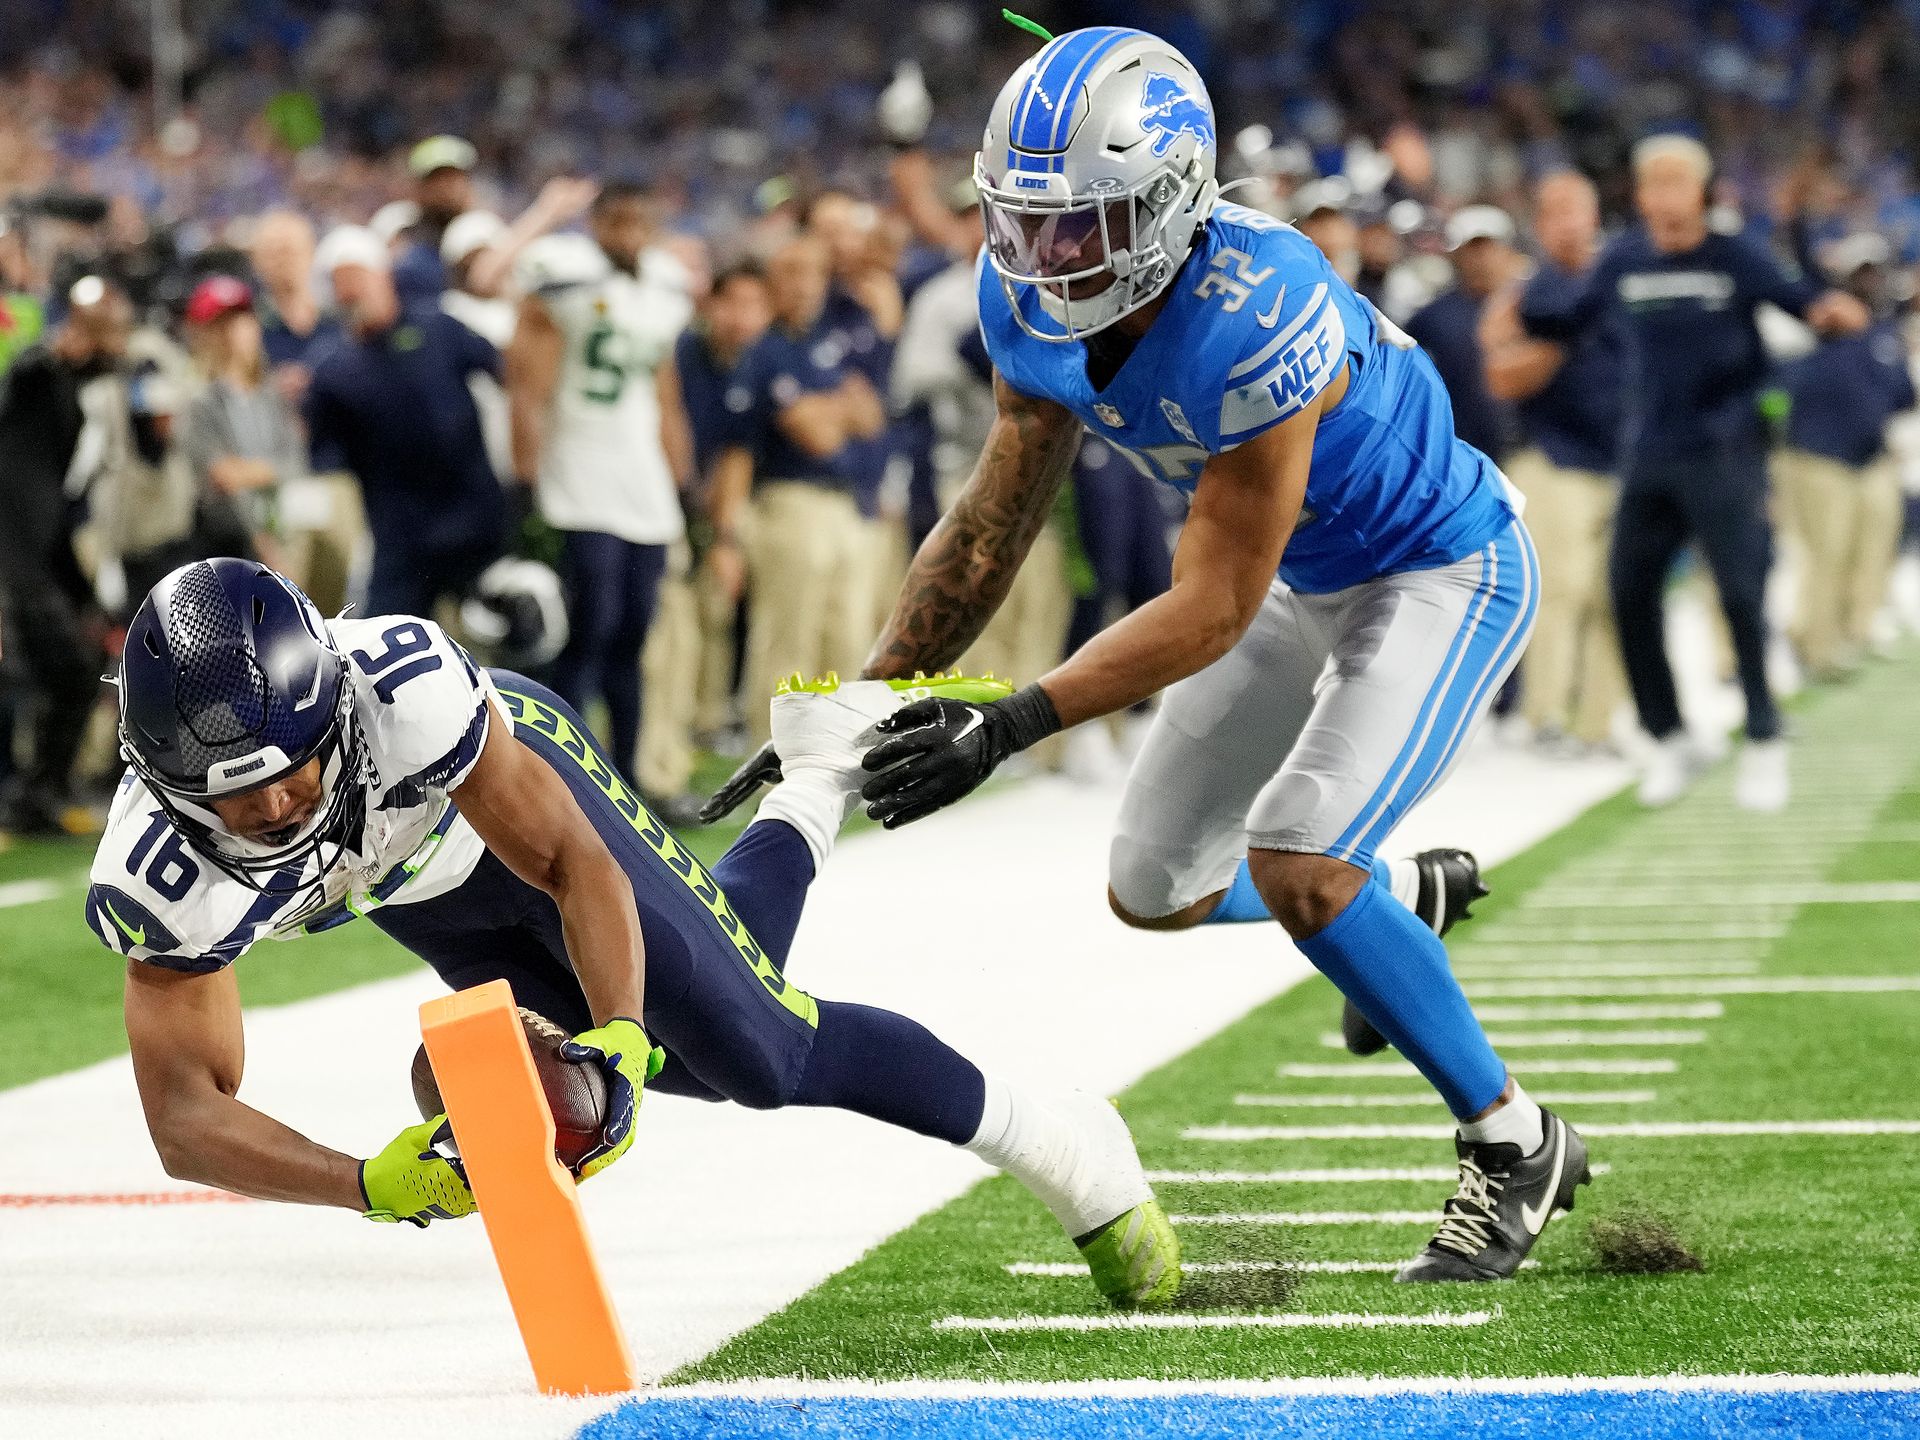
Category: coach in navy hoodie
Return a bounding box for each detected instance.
[1522,133,1868,813]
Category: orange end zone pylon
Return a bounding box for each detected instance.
[419,979,637,1396]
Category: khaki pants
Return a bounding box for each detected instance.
[1507,448,1623,744]
[961,524,1073,768]
[278,472,367,618]
[1778,448,1903,675]
[693,560,740,738]
[742,483,870,747]
[636,540,699,797]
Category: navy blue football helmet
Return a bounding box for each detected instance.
[118,558,366,894]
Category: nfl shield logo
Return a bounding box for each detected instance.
[1093,403,1124,427]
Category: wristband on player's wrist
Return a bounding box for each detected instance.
[994,682,1063,756]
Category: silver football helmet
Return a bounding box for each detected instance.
[977,26,1220,342]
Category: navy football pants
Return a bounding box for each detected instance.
[1611,442,1779,742]
[550,531,668,783]
[371,673,983,1141]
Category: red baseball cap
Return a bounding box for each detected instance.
[184,274,254,325]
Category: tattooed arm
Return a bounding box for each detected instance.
[862,372,1082,680]
[696,370,1078,823]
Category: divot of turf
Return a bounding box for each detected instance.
[1586,1208,1706,1275]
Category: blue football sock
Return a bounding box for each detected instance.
[709,818,816,973]
[1294,879,1506,1118]
[793,1000,986,1144]
[1205,855,1398,926]
[1202,858,1273,924]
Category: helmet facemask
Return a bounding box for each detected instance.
[122,652,369,907]
[979,158,1201,342]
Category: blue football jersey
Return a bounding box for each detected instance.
[979,202,1515,593]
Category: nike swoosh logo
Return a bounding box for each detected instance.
[950,709,985,745]
[103,896,145,947]
[1254,285,1287,328]
[1520,1119,1566,1236]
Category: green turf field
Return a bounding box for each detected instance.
[674,658,1920,1384]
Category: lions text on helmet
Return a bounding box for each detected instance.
[976,27,1220,341]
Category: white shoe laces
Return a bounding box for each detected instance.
[1429,1155,1505,1259]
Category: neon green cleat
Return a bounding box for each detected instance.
[774,669,1015,705]
[1076,1199,1183,1310]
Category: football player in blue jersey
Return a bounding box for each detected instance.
[709,25,1584,1282]
[89,558,1180,1308]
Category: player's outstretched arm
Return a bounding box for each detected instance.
[124,961,367,1208]
[860,378,1333,828]
[862,371,1082,680]
[454,704,646,1027]
[700,371,1079,825]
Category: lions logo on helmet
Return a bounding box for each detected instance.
[975,26,1220,341]
[1139,72,1215,158]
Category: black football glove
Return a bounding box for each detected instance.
[859,684,1062,828]
[697,741,783,824]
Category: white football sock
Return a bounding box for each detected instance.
[754,771,856,873]
[963,1076,1144,1238]
[1387,857,1421,912]
[1457,1079,1546,1154]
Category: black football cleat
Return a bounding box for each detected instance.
[1396,1109,1591,1282]
[1342,848,1489,1056]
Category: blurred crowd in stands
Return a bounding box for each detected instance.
[5,0,1920,837]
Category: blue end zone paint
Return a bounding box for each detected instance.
[579,1390,1920,1440]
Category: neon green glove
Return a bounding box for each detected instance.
[558,1017,665,1180]
[360,1115,476,1226]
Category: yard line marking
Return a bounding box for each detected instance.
[1322,1029,1705,1048]
[1467,977,1920,999]
[1231,1090,1656,1108]
[0,1190,255,1208]
[1143,1165,1613,1184]
[932,1309,1498,1332]
[1522,882,1920,908]
[1005,1259,1542,1276]
[1184,1120,1920,1141]
[1283,1058,1677,1078]
[1458,942,1765,958]
[1169,1210,1437,1226]
[0,878,61,909]
[1454,960,1761,979]
[1473,923,1786,941]
[1467,1002,1722,1022]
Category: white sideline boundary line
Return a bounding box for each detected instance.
[1169,1211,1437,1226]
[1283,1059,1677,1078]
[1143,1165,1614,1184]
[1231,1090,1656,1108]
[932,1309,1498,1333]
[653,1374,1920,1400]
[0,878,61,909]
[1468,977,1920,999]
[1185,1120,1920,1141]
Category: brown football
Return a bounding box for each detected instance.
[410,1007,609,1172]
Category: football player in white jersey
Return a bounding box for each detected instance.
[506,182,698,803]
[90,558,1179,1307]
[713,24,1585,1284]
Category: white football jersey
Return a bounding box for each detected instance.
[518,234,693,545]
[85,617,496,972]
